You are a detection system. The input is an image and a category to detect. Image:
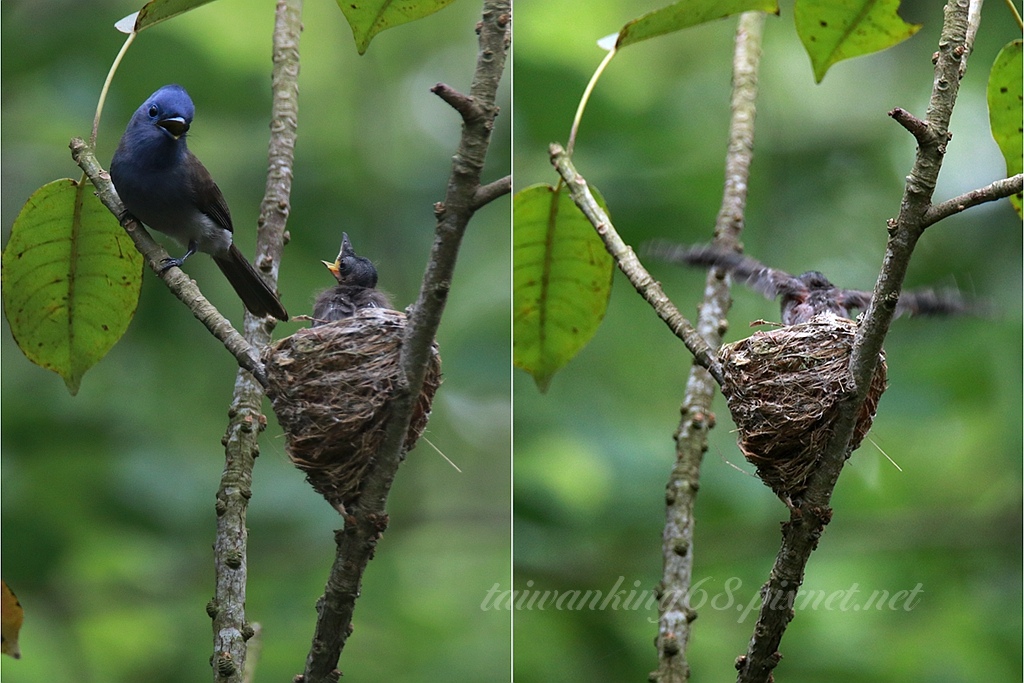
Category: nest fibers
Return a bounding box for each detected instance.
[262,307,441,511]
[718,314,886,502]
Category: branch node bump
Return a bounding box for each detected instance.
[431,82,480,122]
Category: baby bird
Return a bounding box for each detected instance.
[312,233,392,327]
[645,241,978,326]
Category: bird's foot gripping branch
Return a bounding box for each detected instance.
[110,84,288,322]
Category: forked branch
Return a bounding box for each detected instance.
[298,3,510,681]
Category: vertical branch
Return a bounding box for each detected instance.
[254,0,301,291]
[651,11,765,683]
[735,3,971,681]
[211,1,302,681]
[298,2,510,681]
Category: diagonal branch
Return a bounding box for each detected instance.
[550,144,725,385]
[211,1,302,682]
[298,3,509,681]
[736,3,973,681]
[69,137,267,387]
[923,173,1023,227]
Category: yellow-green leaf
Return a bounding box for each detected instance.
[513,184,614,393]
[115,0,218,34]
[617,0,780,49]
[2,179,143,395]
[988,39,1023,216]
[794,0,921,83]
[338,0,458,55]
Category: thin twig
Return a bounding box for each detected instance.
[68,137,268,386]
[923,173,1023,227]
[211,2,302,682]
[736,3,973,680]
[549,144,725,385]
[473,174,512,210]
[298,3,509,681]
[888,106,935,145]
[651,11,766,683]
[431,82,477,119]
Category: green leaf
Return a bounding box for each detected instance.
[513,184,614,392]
[337,0,458,55]
[115,0,218,34]
[2,179,143,395]
[794,0,921,83]
[988,39,1023,217]
[617,0,780,49]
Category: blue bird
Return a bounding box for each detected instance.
[110,84,288,320]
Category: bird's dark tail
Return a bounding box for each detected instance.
[214,244,289,320]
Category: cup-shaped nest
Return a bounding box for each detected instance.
[262,308,441,511]
[718,314,886,502]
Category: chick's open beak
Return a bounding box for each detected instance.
[322,259,341,279]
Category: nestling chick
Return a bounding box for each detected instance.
[312,233,392,326]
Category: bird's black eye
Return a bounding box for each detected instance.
[148,104,159,118]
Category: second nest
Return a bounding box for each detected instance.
[718,314,886,502]
[262,308,442,512]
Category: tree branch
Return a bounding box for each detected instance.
[652,11,765,683]
[923,173,1023,227]
[430,81,478,119]
[960,0,984,78]
[736,3,972,681]
[210,1,302,681]
[473,174,512,210]
[68,137,268,387]
[887,106,933,144]
[549,144,725,385]
[298,3,509,681]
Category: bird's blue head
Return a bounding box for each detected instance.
[131,84,195,140]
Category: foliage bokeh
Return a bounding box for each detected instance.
[513,1,1021,681]
[1,0,510,681]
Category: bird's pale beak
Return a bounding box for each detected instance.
[158,116,190,139]
[339,232,356,258]
[322,259,341,278]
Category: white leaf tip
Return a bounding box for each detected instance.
[597,33,619,51]
[115,12,139,34]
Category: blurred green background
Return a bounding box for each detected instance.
[513,1,1021,682]
[2,0,510,681]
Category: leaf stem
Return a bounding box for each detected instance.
[1005,0,1023,30]
[567,46,616,157]
[92,30,136,147]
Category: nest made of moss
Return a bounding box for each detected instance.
[718,314,886,502]
[262,307,441,511]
